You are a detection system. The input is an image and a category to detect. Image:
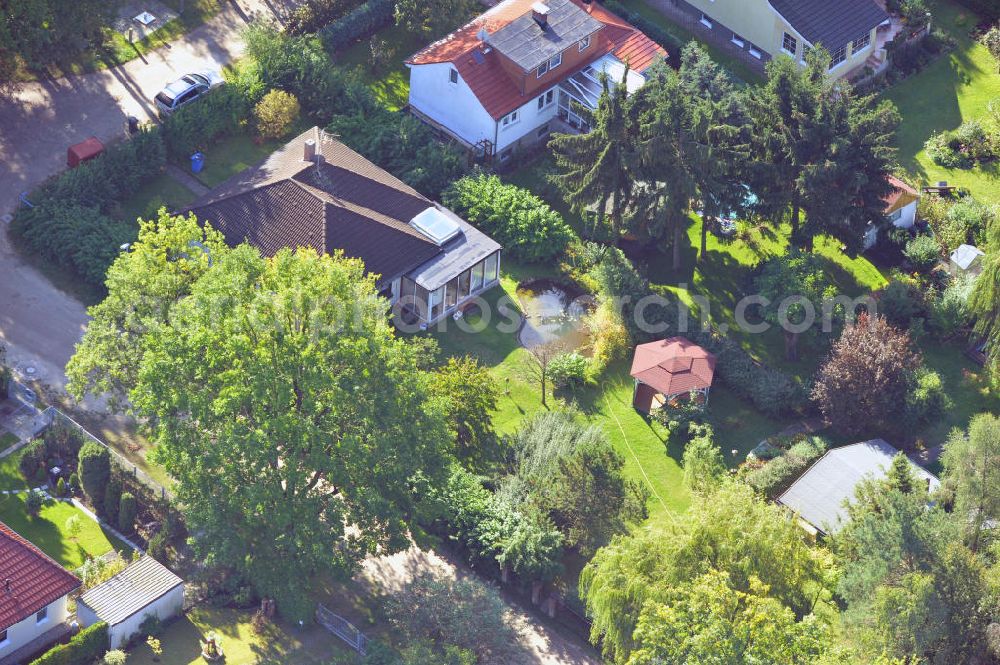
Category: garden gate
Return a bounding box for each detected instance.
[316,604,369,655]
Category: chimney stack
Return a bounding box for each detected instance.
[531,2,550,28]
[4,579,11,596]
[303,139,317,163]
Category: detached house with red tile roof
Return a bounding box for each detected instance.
[0,522,81,664]
[405,0,666,162]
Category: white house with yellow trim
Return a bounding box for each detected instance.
[675,0,890,77]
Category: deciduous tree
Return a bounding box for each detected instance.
[429,356,502,473]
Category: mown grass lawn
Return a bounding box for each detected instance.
[0,494,129,569]
[885,0,1000,202]
[0,447,31,490]
[112,173,196,224]
[192,120,312,189]
[126,607,348,665]
[335,24,428,111]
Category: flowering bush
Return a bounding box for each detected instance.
[254,89,301,139]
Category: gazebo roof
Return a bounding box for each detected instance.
[630,337,716,396]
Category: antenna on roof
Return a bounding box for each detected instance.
[4,578,11,596]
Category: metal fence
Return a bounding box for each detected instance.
[43,407,172,500]
[315,604,369,655]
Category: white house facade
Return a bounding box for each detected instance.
[406,0,665,162]
[0,523,80,665]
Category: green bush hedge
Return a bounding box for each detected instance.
[743,437,827,497]
[318,0,395,53]
[18,439,46,479]
[443,174,577,261]
[29,622,108,665]
[162,86,256,160]
[286,0,359,35]
[693,329,809,417]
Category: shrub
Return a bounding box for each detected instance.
[692,330,808,417]
[904,367,951,429]
[929,273,974,337]
[926,121,995,169]
[118,492,137,533]
[139,613,162,637]
[547,352,589,389]
[18,439,46,479]
[254,89,301,139]
[924,130,968,169]
[879,275,925,327]
[147,529,169,561]
[981,25,1000,69]
[24,489,44,516]
[743,436,828,497]
[443,174,576,261]
[103,476,122,523]
[78,442,111,508]
[949,197,998,247]
[328,110,466,198]
[318,0,395,53]
[68,472,79,491]
[903,234,940,271]
[285,0,356,35]
[29,622,108,665]
[43,423,85,460]
[56,477,67,496]
[161,85,254,159]
[585,303,631,377]
[103,650,128,665]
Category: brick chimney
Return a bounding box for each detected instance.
[303,138,316,163]
[531,2,550,28]
[4,578,11,596]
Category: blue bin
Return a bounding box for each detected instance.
[191,152,205,174]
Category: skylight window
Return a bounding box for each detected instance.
[410,207,461,245]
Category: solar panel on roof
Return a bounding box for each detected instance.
[410,207,461,245]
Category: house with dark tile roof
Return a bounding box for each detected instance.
[405,0,666,162]
[674,0,890,77]
[187,127,502,326]
[0,522,81,665]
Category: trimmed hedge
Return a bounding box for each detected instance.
[286,0,359,35]
[601,0,684,65]
[29,622,108,665]
[693,329,809,417]
[162,86,256,160]
[318,0,395,53]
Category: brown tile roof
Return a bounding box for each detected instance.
[0,521,81,631]
[187,127,441,284]
[406,0,666,119]
[883,175,919,214]
[630,337,716,396]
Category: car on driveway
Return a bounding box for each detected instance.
[155,71,224,115]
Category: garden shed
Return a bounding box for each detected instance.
[77,555,184,649]
[630,337,716,413]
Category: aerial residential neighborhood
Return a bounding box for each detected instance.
[0,0,998,663]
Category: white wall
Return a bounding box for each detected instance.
[407,63,498,147]
[0,596,69,659]
[110,585,185,650]
[892,200,918,229]
[495,86,561,153]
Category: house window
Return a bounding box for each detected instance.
[829,44,847,68]
[579,35,590,51]
[36,607,47,624]
[852,31,871,52]
[501,110,519,128]
[485,252,499,282]
[748,43,762,59]
[471,261,485,291]
[536,61,548,77]
[448,68,458,84]
[549,52,562,71]
[782,32,797,55]
[699,13,713,29]
[730,32,745,48]
[888,208,903,223]
[537,123,550,138]
[537,89,554,110]
[445,278,458,308]
[458,269,471,298]
[429,286,444,321]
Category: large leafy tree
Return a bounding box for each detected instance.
[628,570,828,665]
[500,411,648,556]
[71,215,451,618]
[550,72,637,242]
[941,413,1000,552]
[394,0,476,37]
[811,314,919,435]
[580,481,833,663]
[428,356,503,474]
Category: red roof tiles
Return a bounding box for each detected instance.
[630,337,716,396]
[883,175,919,214]
[407,0,666,119]
[0,521,80,631]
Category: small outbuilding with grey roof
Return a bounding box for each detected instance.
[77,556,184,649]
[776,439,939,537]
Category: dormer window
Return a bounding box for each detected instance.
[537,52,561,78]
[579,35,590,51]
[449,68,458,84]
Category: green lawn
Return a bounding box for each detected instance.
[615,0,762,84]
[0,494,128,569]
[0,447,31,490]
[112,173,196,224]
[192,123,313,189]
[0,432,18,450]
[885,0,1000,202]
[335,24,428,111]
[126,607,349,665]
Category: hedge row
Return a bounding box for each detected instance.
[693,329,810,418]
[161,85,257,160]
[29,622,107,665]
[285,0,361,35]
[601,0,684,65]
[318,0,395,53]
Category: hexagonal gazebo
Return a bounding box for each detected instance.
[630,337,716,413]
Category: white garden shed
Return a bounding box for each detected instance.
[77,555,184,649]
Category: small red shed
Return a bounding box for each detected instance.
[67,137,104,168]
